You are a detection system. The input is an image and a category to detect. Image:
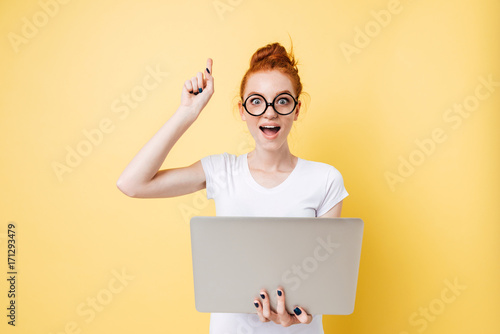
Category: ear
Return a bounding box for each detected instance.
[293,100,301,121]
[238,100,247,121]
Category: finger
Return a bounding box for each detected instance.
[184,80,194,94]
[204,58,214,92]
[206,58,213,75]
[275,287,287,316]
[190,76,199,94]
[259,290,272,320]
[293,306,313,324]
[276,287,295,326]
[196,71,204,92]
[253,300,269,323]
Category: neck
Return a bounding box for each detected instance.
[248,143,296,172]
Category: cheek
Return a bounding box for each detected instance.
[246,120,259,132]
[282,119,294,129]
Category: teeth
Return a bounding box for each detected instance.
[262,125,278,128]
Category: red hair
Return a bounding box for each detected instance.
[239,42,302,100]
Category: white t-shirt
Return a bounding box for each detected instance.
[200,152,349,334]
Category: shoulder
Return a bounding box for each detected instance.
[200,152,241,170]
[299,157,344,179]
[201,152,239,163]
[298,158,346,189]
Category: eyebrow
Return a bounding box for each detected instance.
[245,90,294,99]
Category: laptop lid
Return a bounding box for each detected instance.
[189,216,364,315]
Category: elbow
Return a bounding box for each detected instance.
[116,178,138,198]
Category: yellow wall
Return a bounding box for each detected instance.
[1,0,499,333]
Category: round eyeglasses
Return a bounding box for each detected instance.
[242,92,298,116]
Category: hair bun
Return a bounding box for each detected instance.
[239,41,303,99]
[250,43,297,68]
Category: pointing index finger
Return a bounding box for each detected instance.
[206,58,213,75]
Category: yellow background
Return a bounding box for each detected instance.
[1,0,499,333]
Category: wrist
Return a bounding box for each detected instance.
[175,105,201,122]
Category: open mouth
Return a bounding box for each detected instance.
[259,126,281,136]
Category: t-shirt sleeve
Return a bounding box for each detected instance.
[200,153,227,200]
[316,166,349,217]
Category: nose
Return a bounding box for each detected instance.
[262,102,279,119]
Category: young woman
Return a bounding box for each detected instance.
[117,42,348,333]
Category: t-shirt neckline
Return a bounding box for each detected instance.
[243,152,303,193]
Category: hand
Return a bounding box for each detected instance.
[180,58,214,113]
[253,286,313,327]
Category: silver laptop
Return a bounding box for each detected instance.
[189,216,364,315]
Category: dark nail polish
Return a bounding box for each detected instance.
[189,90,193,94]
[254,302,259,308]
[294,307,302,315]
[206,68,210,74]
[277,290,282,296]
[198,88,203,93]
[260,294,265,299]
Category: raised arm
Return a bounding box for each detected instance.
[116,58,214,198]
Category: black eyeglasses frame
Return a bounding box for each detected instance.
[242,92,298,116]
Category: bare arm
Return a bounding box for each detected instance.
[318,200,343,218]
[117,58,214,198]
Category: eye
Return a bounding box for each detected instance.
[249,96,263,105]
[277,97,291,105]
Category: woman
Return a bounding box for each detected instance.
[117,42,348,333]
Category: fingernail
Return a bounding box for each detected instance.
[189,90,193,94]
[260,294,265,299]
[199,88,203,93]
[277,290,282,296]
[254,302,259,308]
[206,68,210,74]
[294,307,302,315]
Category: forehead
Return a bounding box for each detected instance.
[244,70,295,97]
